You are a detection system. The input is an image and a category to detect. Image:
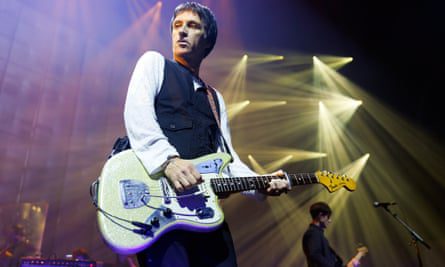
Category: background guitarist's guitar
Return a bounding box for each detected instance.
[93,150,356,254]
[346,246,368,267]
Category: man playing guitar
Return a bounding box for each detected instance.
[302,202,367,267]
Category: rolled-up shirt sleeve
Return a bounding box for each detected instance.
[124,51,179,174]
[125,51,266,200]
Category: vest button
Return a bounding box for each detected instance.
[170,124,176,129]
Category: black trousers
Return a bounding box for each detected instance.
[137,221,238,267]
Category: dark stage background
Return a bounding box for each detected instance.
[1,0,444,266]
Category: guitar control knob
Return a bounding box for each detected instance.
[163,208,173,218]
[196,207,214,219]
[150,216,160,227]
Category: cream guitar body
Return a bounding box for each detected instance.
[94,149,356,254]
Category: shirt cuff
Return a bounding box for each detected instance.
[149,154,180,176]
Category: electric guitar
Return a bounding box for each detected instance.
[94,150,356,255]
[346,246,368,267]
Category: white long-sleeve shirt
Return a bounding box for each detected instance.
[124,51,264,198]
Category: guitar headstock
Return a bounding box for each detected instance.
[315,170,356,192]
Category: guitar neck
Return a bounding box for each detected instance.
[353,251,366,262]
[210,173,319,195]
[348,247,368,267]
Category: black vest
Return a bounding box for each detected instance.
[155,59,220,159]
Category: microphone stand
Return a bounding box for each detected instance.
[381,205,431,267]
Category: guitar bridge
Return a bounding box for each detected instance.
[119,179,150,209]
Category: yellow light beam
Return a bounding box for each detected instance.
[316,55,353,70]
[318,101,357,171]
[237,100,287,115]
[338,153,370,180]
[218,55,248,104]
[247,154,267,174]
[264,155,293,172]
[244,52,284,65]
[227,100,250,120]
[238,147,327,163]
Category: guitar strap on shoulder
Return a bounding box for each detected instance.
[92,136,131,208]
[108,136,131,159]
[205,85,234,162]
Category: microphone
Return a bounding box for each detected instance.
[373,201,397,208]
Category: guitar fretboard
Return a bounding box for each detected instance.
[288,173,319,186]
[210,173,319,195]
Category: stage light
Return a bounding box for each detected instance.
[241,52,284,65]
[314,55,353,70]
[237,100,287,115]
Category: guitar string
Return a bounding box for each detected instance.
[97,186,214,233]
[143,190,207,199]
[98,176,295,233]
[140,198,201,217]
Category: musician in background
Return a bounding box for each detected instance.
[124,2,289,266]
[302,202,361,267]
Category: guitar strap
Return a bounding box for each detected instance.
[205,85,221,129]
[205,85,233,162]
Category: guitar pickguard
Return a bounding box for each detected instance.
[97,151,231,255]
[196,158,223,174]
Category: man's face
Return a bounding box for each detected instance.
[319,214,332,229]
[172,10,208,61]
